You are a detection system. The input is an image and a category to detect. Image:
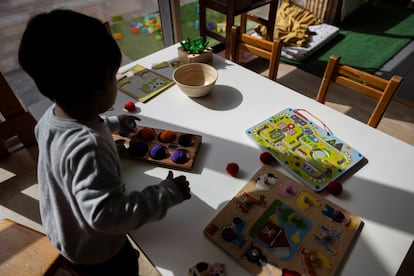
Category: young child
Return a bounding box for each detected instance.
[18,9,191,275]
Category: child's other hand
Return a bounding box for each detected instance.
[118,114,140,134]
[167,170,191,200]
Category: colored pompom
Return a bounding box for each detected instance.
[124,101,136,112]
[139,127,155,140]
[171,149,188,164]
[260,152,274,164]
[115,140,127,153]
[159,130,176,143]
[178,134,193,147]
[327,181,343,195]
[226,163,239,177]
[150,145,167,160]
[129,142,148,157]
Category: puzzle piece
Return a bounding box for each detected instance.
[189,262,225,276]
[313,225,342,255]
[321,204,345,223]
[220,216,246,248]
[300,248,332,276]
[296,192,321,211]
[236,192,266,213]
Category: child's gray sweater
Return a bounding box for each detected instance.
[35,105,184,264]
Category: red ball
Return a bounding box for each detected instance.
[260,152,274,164]
[124,101,136,112]
[226,163,239,177]
[327,181,343,195]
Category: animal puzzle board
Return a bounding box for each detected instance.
[204,166,363,276]
[246,108,366,191]
[117,64,174,103]
[113,125,202,171]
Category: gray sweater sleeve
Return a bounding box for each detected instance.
[101,115,120,132]
[70,130,184,235]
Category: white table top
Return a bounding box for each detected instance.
[107,44,414,276]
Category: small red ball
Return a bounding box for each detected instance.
[260,152,274,164]
[124,101,136,112]
[327,181,343,195]
[226,163,239,177]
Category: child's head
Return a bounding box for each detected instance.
[18,9,122,111]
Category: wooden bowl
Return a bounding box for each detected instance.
[173,63,218,97]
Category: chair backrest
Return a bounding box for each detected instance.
[0,71,37,158]
[230,25,282,81]
[316,55,403,128]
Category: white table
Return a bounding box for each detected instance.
[107,44,414,275]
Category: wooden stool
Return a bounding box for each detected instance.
[0,72,37,159]
[0,219,62,275]
[199,0,278,58]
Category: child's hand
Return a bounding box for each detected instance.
[118,115,140,134]
[167,170,191,200]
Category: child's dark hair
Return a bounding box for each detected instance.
[18,9,122,108]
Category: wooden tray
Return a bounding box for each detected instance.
[113,125,202,171]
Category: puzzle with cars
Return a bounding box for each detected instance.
[204,165,363,275]
[246,108,367,191]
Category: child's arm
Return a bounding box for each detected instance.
[73,146,190,234]
[101,114,140,133]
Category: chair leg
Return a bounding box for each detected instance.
[199,0,207,41]
[268,38,282,80]
[230,25,240,62]
[316,55,341,103]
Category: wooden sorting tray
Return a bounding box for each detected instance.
[113,125,202,170]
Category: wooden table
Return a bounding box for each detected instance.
[106,44,414,275]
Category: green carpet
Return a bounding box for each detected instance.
[282,2,414,77]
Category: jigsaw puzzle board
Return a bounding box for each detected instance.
[246,108,366,191]
[204,166,363,276]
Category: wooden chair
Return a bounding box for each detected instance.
[199,0,278,58]
[230,25,282,81]
[316,55,403,128]
[0,72,37,159]
[104,21,112,34]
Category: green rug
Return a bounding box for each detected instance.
[282,2,414,77]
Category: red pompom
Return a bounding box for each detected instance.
[260,152,274,164]
[327,181,343,195]
[226,163,239,177]
[283,269,301,276]
[124,101,136,112]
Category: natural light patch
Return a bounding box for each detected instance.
[326,102,352,113]
[156,267,172,276]
[362,218,412,275]
[277,63,297,78]
[0,167,15,183]
[21,183,39,200]
[378,117,414,145]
